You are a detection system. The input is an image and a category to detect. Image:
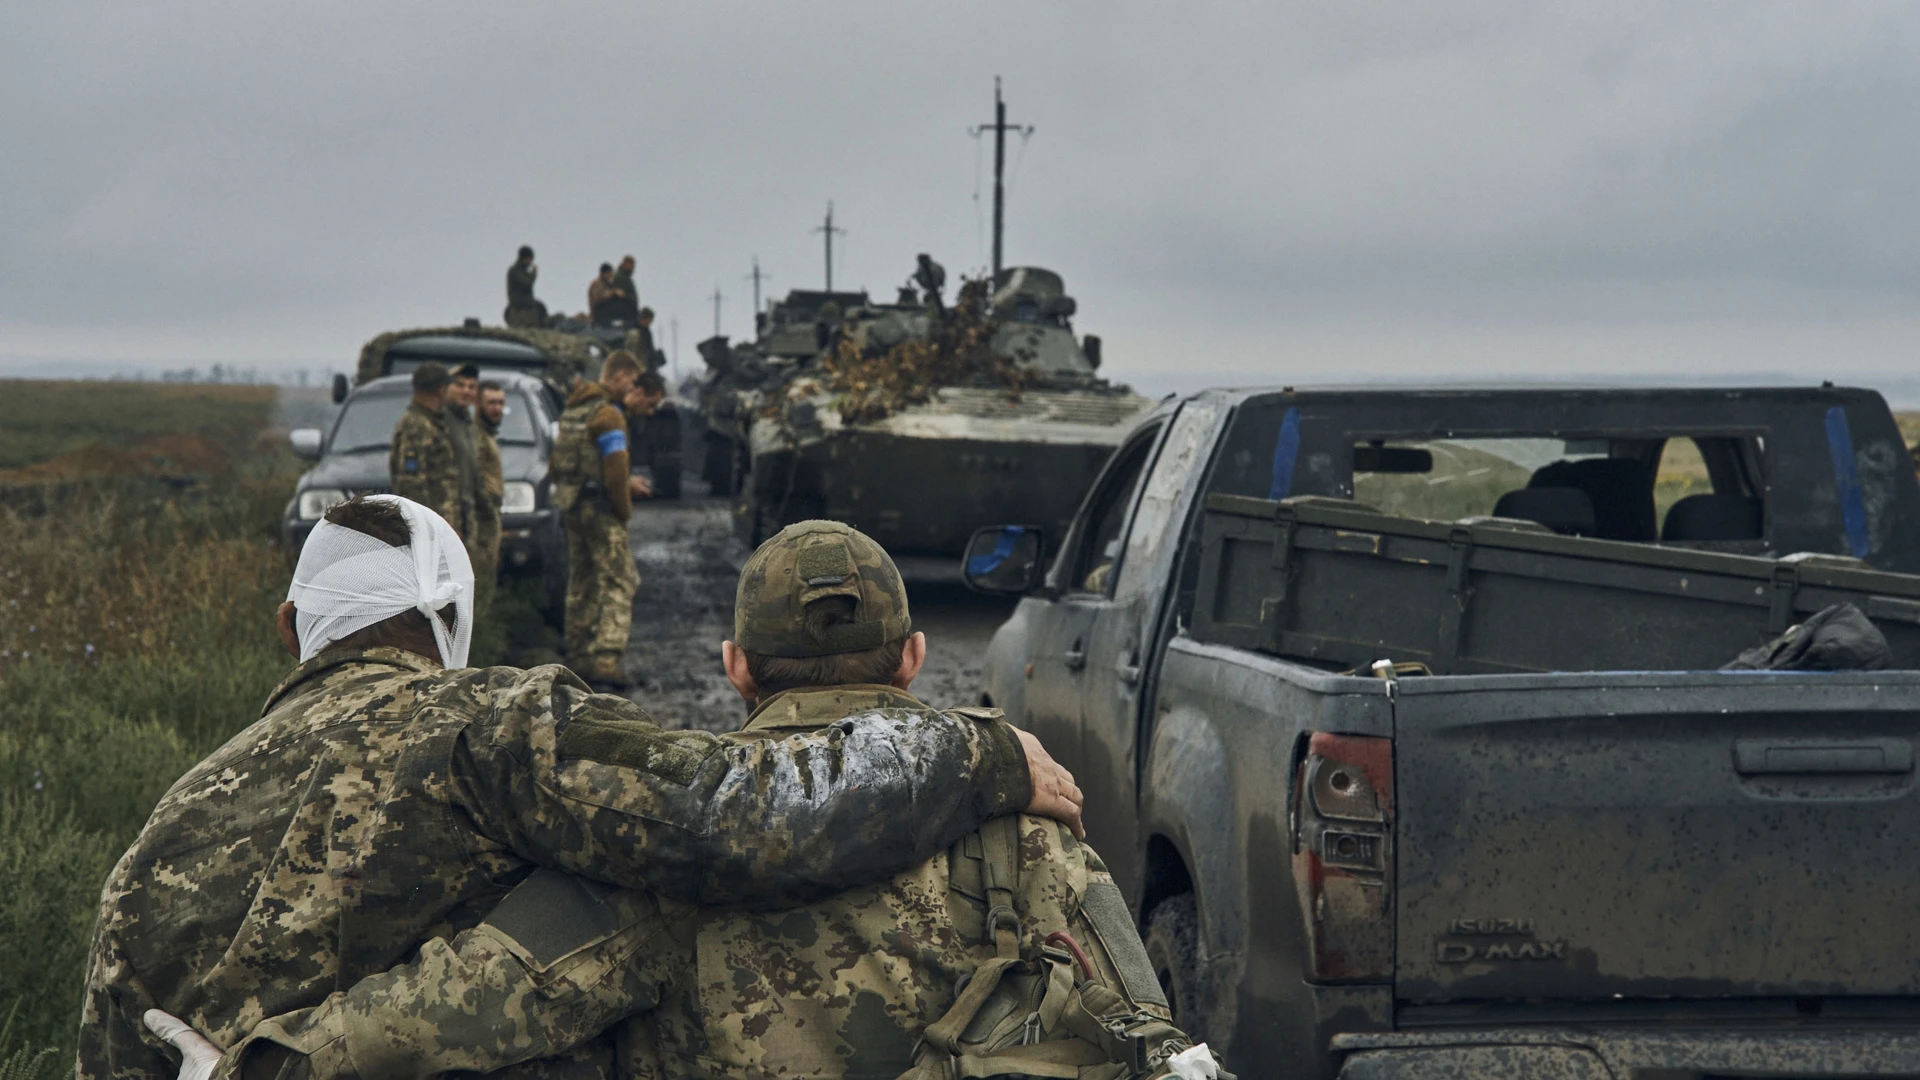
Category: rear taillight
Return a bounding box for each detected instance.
[1291,731,1394,981]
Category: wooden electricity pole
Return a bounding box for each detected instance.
[813,202,846,291]
[970,76,1033,282]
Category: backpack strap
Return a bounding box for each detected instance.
[978,814,1021,960]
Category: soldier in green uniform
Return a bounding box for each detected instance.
[446,363,483,550]
[388,363,463,530]
[553,350,650,687]
[505,245,545,328]
[82,497,1086,1080]
[473,379,507,606]
[153,523,1217,1080]
[611,255,641,325]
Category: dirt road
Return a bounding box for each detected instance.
[616,487,1018,733]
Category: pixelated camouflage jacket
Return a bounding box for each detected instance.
[442,405,481,539]
[77,653,1032,1080]
[476,422,504,509]
[389,402,464,532]
[211,685,1158,1080]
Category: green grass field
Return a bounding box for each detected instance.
[0,380,535,1075]
[0,379,297,1076]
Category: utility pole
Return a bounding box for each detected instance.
[970,76,1033,282]
[710,286,724,337]
[744,256,769,318]
[813,201,846,291]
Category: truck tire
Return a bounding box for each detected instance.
[1144,892,1209,1043]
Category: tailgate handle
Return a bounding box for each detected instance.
[1734,738,1914,775]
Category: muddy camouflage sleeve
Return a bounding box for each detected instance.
[462,671,1032,907]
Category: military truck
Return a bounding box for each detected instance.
[967,385,1920,1078]
[700,267,1152,578]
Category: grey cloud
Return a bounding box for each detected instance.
[1,1,1916,377]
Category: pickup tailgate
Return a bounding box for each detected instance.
[1394,671,1920,1001]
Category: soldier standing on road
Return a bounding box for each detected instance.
[84,494,1086,1080]
[387,363,462,530]
[505,245,546,328]
[148,522,1208,1080]
[472,379,507,611]
[444,364,483,549]
[552,350,651,687]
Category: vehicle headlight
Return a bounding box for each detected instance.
[298,488,348,520]
[501,481,538,515]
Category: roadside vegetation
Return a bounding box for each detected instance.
[0,384,294,1074]
[0,381,532,1073]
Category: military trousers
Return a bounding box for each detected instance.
[470,507,501,617]
[563,502,638,667]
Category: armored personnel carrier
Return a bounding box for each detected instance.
[700,266,1153,577]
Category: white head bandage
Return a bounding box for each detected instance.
[286,495,474,668]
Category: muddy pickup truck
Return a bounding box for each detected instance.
[967,386,1920,1079]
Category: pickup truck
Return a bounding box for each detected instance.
[967,386,1920,1079]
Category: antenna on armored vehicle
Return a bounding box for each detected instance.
[813,202,846,291]
[970,76,1033,281]
[744,257,770,319]
[710,286,725,337]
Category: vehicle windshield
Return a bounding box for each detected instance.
[328,394,408,453]
[494,391,541,445]
[327,390,541,453]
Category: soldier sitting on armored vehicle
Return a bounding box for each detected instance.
[588,263,631,328]
[504,245,547,328]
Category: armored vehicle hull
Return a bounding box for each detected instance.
[713,266,1146,575]
[741,385,1152,573]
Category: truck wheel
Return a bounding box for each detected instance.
[1144,893,1209,1043]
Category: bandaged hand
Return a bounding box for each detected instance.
[143,1009,223,1080]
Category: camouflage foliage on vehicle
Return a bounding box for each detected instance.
[815,278,1030,425]
[355,326,597,390]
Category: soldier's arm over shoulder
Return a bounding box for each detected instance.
[455,667,1034,907]
[586,403,631,516]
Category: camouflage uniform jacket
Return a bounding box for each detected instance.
[508,262,537,306]
[443,405,481,540]
[476,421,505,513]
[77,654,1033,1080]
[213,686,1166,1080]
[389,402,463,532]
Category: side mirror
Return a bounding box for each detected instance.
[962,525,1046,595]
[288,428,324,460]
[1082,335,1102,370]
[331,373,350,404]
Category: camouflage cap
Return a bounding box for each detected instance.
[735,520,912,658]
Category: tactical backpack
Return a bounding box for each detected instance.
[548,395,601,512]
[899,816,1228,1080]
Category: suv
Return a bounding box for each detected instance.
[283,370,565,607]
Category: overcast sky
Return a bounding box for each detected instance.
[4,2,1918,394]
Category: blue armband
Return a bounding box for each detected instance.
[595,430,628,457]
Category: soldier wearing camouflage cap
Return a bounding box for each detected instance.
[156,523,1220,1080]
[388,362,466,533]
[81,499,1093,1080]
